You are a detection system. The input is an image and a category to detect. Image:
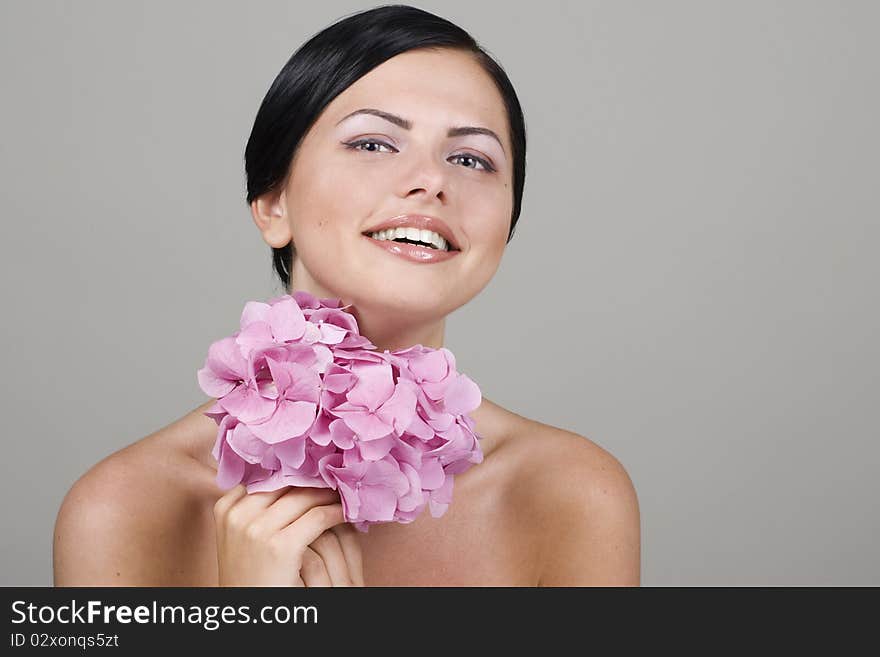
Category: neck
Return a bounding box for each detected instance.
[286,274,446,354]
[346,306,446,353]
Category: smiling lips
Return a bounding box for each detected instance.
[361,215,461,250]
[361,214,462,264]
[362,233,461,263]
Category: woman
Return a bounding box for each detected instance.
[53,4,640,587]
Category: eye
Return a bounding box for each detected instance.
[342,139,496,173]
[343,138,396,154]
[449,153,495,173]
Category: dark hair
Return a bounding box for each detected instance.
[244,4,527,292]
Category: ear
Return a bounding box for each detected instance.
[250,188,292,249]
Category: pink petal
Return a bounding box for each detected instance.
[428,413,456,433]
[292,290,320,310]
[444,373,482,415]
[302,322,321,344]
[335,479,361,520]
[419,457,445,490]
[268,296,307,341]
[239,300,271,329]
[203,335,247,378]
[329,418,356,449]
[323,370,355,394]
[397,462,425,512]
[211,432,223,463]
[338,409,394,441]
[357,433,397,461]
[317,452,344,488]
[275,435,307,469]
[390,438,423,469]
[421,378,453,401]
[216,439,246,489]
[198,367,237,399]
[227,423,269,464]
[217,384,276,424]
[363,458,411,496]
[235,320,275,357]
[376,381,418,435]
[260,449,280,470]
[428,475,454,518]
[312,344,334,373]
[244,470,286,493]
[309,307,359,334]
[277,472,327,488]
[405,411,436,441]
[407,349,449,382]
[346,362,395,411]
[248,399,317,444]
[265,357,321,403]
[357,485,397,521]
[318,322,348,344]
[338,334,374,349]
[308,412,333,446]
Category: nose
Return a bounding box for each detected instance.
[399,150,448,203]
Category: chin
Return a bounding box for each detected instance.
[344,286,458,319]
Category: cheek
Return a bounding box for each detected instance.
[289,168,368,239]
[468,187,512,250]
[313,157,384,214]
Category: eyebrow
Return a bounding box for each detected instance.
[336,107,506,156]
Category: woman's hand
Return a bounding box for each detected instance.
[213,484,365,587]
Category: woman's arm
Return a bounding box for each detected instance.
[533,432,641,586]
[53,454,157,586]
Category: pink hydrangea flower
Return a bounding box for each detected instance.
[197,291,484,533]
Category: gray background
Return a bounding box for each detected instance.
[1,0,877,586]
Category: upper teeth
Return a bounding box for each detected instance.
[369,227,450,251]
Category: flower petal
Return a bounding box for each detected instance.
[268,296,307,342]
[328,418,356,449]
[358,485,397,521]
[266,357,321,403]
[216,438,246,489]
[346,362,395,411]
[338,409,394,441]
[376,381,418,435]
[275,435,307,469]
[357,433,396,461]
[217,384,276,424]
[444,373,482,415]
[248,400,317,444]
[227,423,269,464]
[240,300,270,329]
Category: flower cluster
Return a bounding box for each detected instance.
[197,291,483,532]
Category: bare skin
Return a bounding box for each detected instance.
[54,394,639,586]
[55,397,554,586]
[53,47,641,586]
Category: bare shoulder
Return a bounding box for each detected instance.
[53,403,219,586]
[502,415,641,586]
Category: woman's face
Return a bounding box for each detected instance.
[256,47,514,322]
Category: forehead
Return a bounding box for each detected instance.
[322,48,509,140]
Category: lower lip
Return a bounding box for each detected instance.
[361,234,461,263]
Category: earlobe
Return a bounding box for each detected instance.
[250,194,292,249]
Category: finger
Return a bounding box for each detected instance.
[278,503,346,551]
[213,484,252,534]
[234,486,292,516]
[309,531,353,586]
[256,487,341,534]
[223,486,291,526]
[213,483,248,518]
[331,524,365,587]
[300,546,332,587]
